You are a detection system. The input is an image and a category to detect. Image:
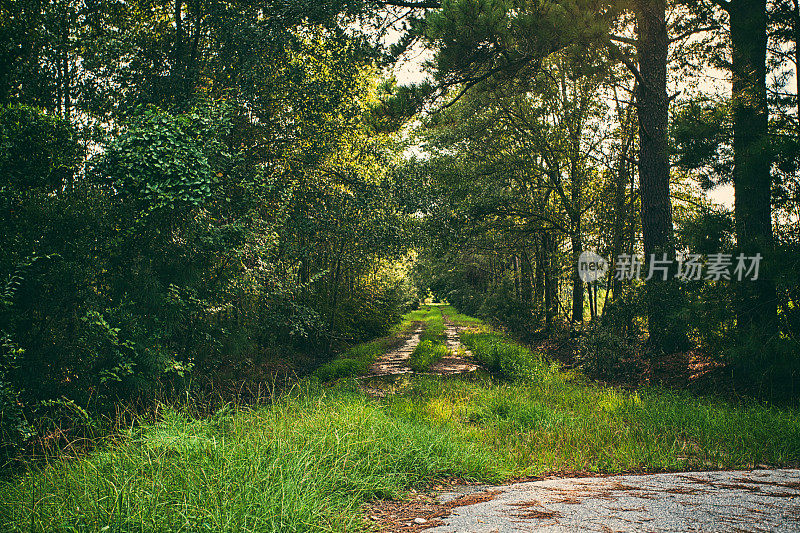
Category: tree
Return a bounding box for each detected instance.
[406,0,689,348]
[630,0,689,351]
[721,0,777,335]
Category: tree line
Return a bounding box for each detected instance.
[0,0,425,458]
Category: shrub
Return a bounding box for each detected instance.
[575,324,633,381]
[0,104,82,190]
[726,331,800,401]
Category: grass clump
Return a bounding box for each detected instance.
[408,306,449,372]
[461,330,558,383]
[314,339,388,381]
[419,309,445,343]
[409,340,450,372]
[0,384,506,533]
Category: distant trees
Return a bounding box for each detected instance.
[413,0,688,347]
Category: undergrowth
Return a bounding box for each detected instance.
[0,383,504,532]
[3,307,799,532]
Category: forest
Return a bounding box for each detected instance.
[0,0,799,531]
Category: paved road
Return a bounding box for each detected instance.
[428,469,800,532]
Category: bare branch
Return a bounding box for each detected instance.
[609,34,637,46]
[605,39,644,88]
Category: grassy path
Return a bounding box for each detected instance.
[1,306,799,532]
[366,325,422,377]
[358,305,477,378]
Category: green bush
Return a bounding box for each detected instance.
[726,331,800,401]
[0,104,82,190]
[575,323,635,381]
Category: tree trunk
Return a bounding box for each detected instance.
[534,241,543,306]
[729,0,777,335]
[608,93,636,303]
[543,232,556,331]
[795,0,799,138]
[634,0,688,352]
[571,231,584,323]
[520,248,533,305]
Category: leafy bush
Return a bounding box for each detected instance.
[0,104,82,190]
[477,286,535,334]
[575,324,633,381]
[726,331,800,401]
[0,101,416,460]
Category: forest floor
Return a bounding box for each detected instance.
[2,305,799,532]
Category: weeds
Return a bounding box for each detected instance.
[409,340,449,372]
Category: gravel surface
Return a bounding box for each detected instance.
[427,469,800,532]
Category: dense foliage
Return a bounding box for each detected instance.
[0,3,421,458]
[1,0,799,462]
[407,0,800,399]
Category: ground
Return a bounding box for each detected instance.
[420,469,800,532]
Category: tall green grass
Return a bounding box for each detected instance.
[438,305,483,327]
[387,376,800,475]
[3,307,799,532]
[461,330,560,383]
[418,308,445,344]
[409,340,449,373]
[0,384,505,532]
[313,338,389,381]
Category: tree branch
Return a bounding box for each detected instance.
[609,34,637,46]
[669,25,721,43]
[376,0,441,8]
[605,39,644,88]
